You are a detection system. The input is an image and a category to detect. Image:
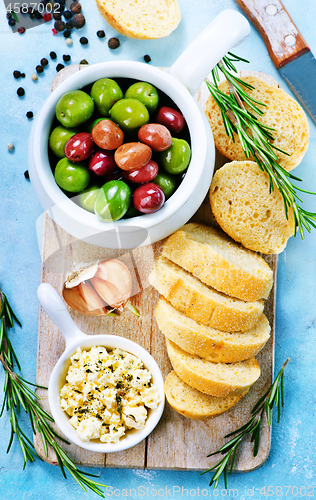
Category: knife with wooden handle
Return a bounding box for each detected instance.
[235,0,316,123]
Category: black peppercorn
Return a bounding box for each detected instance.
[97,30,105,38]
[20,73,26,78]
[54,20,65,31]
[70,1,81,13]
[13,70,21,79]
[79,36,88,45]
[30,13,35,19]
[65,20,73,29]
[59,0,65,4]
[6,12,12,19]
[41,58,48,67]
[63,10,72,19]
[63,54,71,62]
[8,18,16,26]
[26,111,34,119]
[34,11,42,19]
[144,55,151,63]
[56,63,65,72]
[73,13,85,28]
[17,87,25,96]
[108,37,120,49]
[24,170,30,179]
[28,7,32,14]
[50,51,57,59]
[63,29,71,37]
[53,12,61,20]
[36,65,44,74]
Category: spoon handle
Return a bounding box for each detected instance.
[37,283,86,346]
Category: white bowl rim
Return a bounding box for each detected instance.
[48,333,165,453]
[32,61,209,231]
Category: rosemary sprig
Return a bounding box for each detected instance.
[207,52,316,239]
[201,358,289,489]
[0,288,107,497]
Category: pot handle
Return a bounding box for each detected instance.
[37,283,86,346]
[169,9,250,95]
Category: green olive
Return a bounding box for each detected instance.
[49,125,79,158]
[159,138,191,175]
[90,78,124,116]
[54,158,90,193]
[77,184,100,212]
[109,98,149,134]
[152,172,177,199]
[94,180,131,221]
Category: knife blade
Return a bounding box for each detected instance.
[234,0,316,123]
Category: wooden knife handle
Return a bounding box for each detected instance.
[234,0,310,68]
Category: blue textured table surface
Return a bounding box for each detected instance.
[0,0,315,498]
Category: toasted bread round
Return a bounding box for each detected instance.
[162,223,273,301]
[166,339,261,397]
[210,161,295,254]
[155,298,270,363]
[95,0,181,39]
[165,371,247,420]
[149,256,264,332]
[205,75,309,172]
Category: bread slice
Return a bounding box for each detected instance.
[155,298,270,363]
[210,160,295,254]
[149,256,264,332]
[95,0,181,39]
[162,223,273,301]
[164,371,248,420]
[205,75,309,172]
[166,339,261,397]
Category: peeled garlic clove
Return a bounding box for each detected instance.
[62,281,109,316]
[91,259,132,308]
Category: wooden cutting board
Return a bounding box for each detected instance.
[34,66,277,471]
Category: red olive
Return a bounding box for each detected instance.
[124,160,159,183]
[138,123,172,152]
[64,132,95,162]
[115,142,152,171]
[104,169,125,183]
[92,119,124,150]
[89,150,117,176]
[133,183,165,213]
[156,106,185,134]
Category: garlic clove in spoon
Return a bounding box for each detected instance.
[62,281,110,316]
[90,259,132,308]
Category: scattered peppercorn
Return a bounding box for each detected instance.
[63,10,72,19]
[54,20,65,31]
[7,143,15,151]
[43,13,51,22]
[65,20,73,29]
[70,1,81,13]
[34,11,42,19]
[56,63,65,72]
[26,111,34,119]
[50,51,57,59]
[80,59,89,65]
[97,30,105,38]
[144,54,151,63]
[8,18,16,26]
[66,38,73,45]
[24,170,30,179]
[6,12,12,19]
[18,26,26,34]
[30,13,35,19]
[41,58,48,67]
[13,70,21,79]
[108,37,120,49]
[59,0,65,4]
[31,73,38,81]
[17,87,25,97]
[63,54,71,62]
[20,73,26,78]
[53,12,61,20]
[79,36,88,45]
[63,29,71,38]
[73,13,85,28]
[36,65,44,74]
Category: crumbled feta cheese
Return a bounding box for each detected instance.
[59,346,160,444]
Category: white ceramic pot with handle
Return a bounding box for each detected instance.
[37,282,165,453]
[29,10,250,249]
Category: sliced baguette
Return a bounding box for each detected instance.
[95,0,181,39]
[166,339,261,397]
[162,223,273,301]
[165,371,248,420]
[149,256,264,332]
[210,160,295,254]
[155,298,270,363]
